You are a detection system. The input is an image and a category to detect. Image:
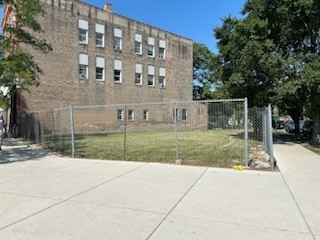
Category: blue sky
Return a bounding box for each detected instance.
[91,0,245,53]
[1,0,245,53]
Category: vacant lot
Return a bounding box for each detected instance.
[60,129,249,167]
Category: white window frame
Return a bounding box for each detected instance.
[78,53,88,80]
[114,28,122,51]
[147,37,155,57]
[135,33,142,55]
[114,59,122,83]
[159,67,166,88]
[147,65,155,86]
[182,109,187,121]
[117,109,124,121]
[78,19,88,44]
[128,109,134,121]
[173,108,179,121]
[159,40,166,59]
[96,56,105,81]
[95,23,105,47]
[143,110,149,121]
[135,63,143,85]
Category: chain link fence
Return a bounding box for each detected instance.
[248,104,275,169]
[19,99,275,169]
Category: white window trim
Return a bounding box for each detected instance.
[143,110,149,121]
[79,53,88,80]
[159,67,166,87]
[148,65,155,86]
[182,109,187,121]
[135,33,142,55]
[114,59,122,83]
[135,63,143,85]
[159,40,166,59]
[148,75,155,87]
[96,57,105,81]
[135,73,142,85]
[78,29,88,45]
[128,110,134,121]
[159,47,166,59]
[117,109,124,121]
[78,19,88,45]
[147,44,154,58]
[114,28,122,51]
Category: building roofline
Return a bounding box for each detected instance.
[70,0,193,42]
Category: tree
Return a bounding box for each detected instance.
[0,0,52,131]
[301,54,320,143]
[193,42,215,100]
[242,0,320,142]
[215,0,320,142]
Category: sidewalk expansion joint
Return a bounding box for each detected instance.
[0,162,149,232]
[145,167,209,240]
[280,171,317,240]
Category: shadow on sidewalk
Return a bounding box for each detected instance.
[0,138,50,164]
[273,131,297,145]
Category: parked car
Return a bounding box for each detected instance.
[275,120,284,129]
[285,120,295,133]
[285,120,304,133]
[302,119,313,139]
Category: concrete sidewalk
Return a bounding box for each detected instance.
[0,138,318,240]
[274,142,320,240]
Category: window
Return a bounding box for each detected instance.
[117,109,124,121]
[148,65,155,86]
[114,28,122,51]
[143,110,149,121]
[173,108,179,121]
[159,40,166,59]
[182,109,187,121]
[78,53,88,80]
[135,63,143,85]
[95,23,105,47]
[147,37,154,57]
[96,57,105,81]
[114,59,122,83]
[159,67,166,88]
[148,75,154,86]
[78,19,88,44]
[128,110,134,121]
[135,33,142,54]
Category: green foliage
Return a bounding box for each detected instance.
[0,0,52,108]
[193,42,216,99]
[215,0,320,142]
[214,15,281,107]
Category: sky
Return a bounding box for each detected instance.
[0,0,245,53]
[91,0,246,53]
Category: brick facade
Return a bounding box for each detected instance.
[18,0,193,113]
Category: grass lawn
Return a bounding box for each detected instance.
[73,129,247,167]
[300,142,320,155]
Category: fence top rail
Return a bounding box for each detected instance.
[71,98,246,110]
[30,98,246,113]
[36,106,70,114]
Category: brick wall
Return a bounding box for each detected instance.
[20,0,193,113]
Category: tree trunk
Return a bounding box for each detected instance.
[312,112,320,145]
[292,115,301,140]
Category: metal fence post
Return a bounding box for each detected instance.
[244,97,249,166]
[69,105,75,158]
[173,103,180,162]
[267,104,275,170]
[123,105,127,161]
[262,108,267,152]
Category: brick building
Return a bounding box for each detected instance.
[3,0,193,114]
